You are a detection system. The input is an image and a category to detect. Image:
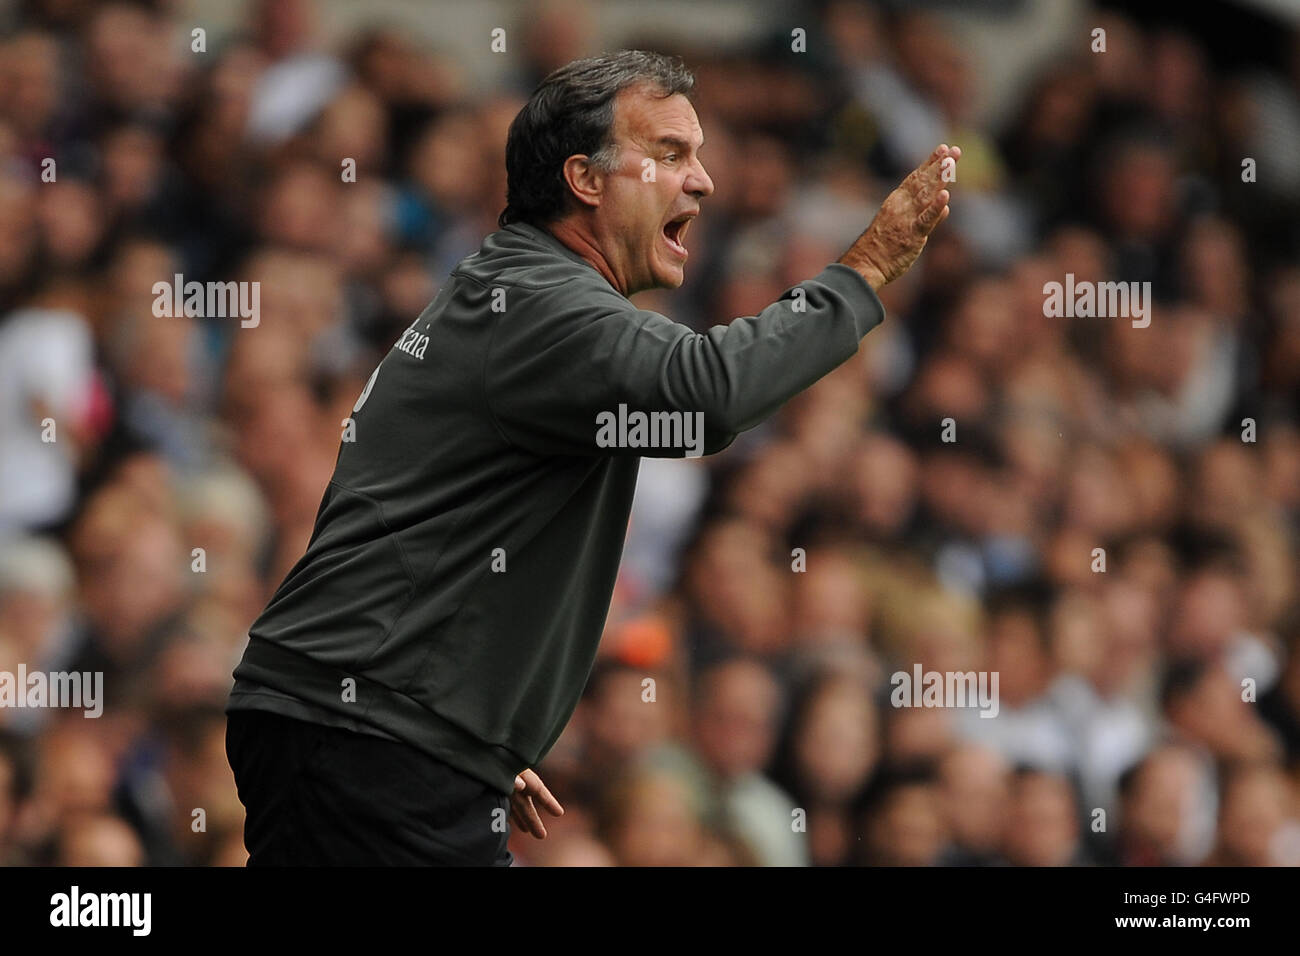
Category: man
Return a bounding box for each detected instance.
[224,49,958,866]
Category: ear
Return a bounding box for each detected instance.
[562,155,605,210]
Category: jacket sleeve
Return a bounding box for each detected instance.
[482,263,886,458]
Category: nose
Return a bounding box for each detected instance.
[686,157,714,200]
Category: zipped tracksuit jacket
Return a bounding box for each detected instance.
[226,221,886,795]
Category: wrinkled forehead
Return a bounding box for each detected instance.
[610,86,703,149]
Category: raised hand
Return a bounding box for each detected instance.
[840,143,961,291]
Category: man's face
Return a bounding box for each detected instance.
[592,88,713,295]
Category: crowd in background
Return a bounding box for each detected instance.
[0,0,1298,866]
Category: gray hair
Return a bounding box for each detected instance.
[499,50,695,227]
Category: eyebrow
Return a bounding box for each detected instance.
[655,136,703,153]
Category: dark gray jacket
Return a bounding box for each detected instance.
[226,221,885,794]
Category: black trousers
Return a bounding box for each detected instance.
[225,710,514,866]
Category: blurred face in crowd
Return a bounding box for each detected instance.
[986,607,1049,707]
[850,434,919,538]
[687,519,790,653]
[1,32,60,139]
[789,549,873,645]
[1100,141,1177,240]
[1002,772,1080,866]
[1122,746,1206,864]
[57,815,144,867]
[560,85,714,296]
[939,746,1011,854]
[605,770,705,866]
[587,668,671,766]
[794,677,878,804]
[864,782,946,866]
[1216,765,1297,866]
[884,708,954,767]
[73,486,186,652]
[726,441,810,533]
[1166,664,1281,762]
[693,659,780,780]
[34,723,116,827]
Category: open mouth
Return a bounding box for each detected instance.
[662,212,695,259]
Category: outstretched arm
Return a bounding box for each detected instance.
[840,143,961,291]
[484,144,960,458]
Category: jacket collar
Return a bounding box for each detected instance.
[502,221,606,276]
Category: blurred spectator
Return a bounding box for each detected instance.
[1000,767,1092,866]
[1202,762,1300,866]
[1112,742,1217,866]
[936,744,1010,866]
[689,656,807,866]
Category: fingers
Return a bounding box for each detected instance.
[904,143,956,187]
[903,144,959,202]
[915,188,950,235]
[510,793,543,837]
[509,769,565,839]
[529,780,565,818]
[511,773,542,837]
[931,143,961,165]
[511,804,541,838]
[517,768,565,816]
[517,793,547,837]
[919,145,956,193]
[911,141,958,232]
